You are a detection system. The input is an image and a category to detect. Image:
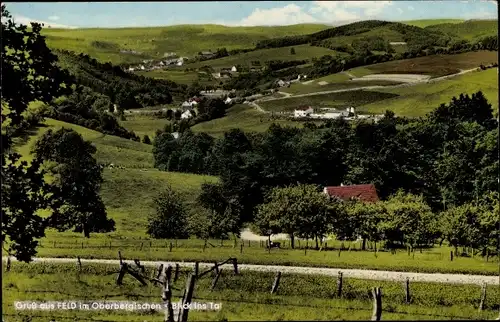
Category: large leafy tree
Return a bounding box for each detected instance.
[32,128,115,237]
[255,184,336,249]
[342,201,385,250]
[147,186,190,239]
[1,5,74,261]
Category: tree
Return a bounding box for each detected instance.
[255,184,335,249]
[32,128,115,238]
[142,135,151,144]
[290,47,296,55]
[147,186,190,239]
[1,5,74,261]
[343,201,385,250]
[380,191,439,250]
[197,183,241,240]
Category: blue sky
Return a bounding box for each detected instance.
[4,1,498,29]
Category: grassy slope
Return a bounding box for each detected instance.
[4,263,499,322]
[184,45,342,70]
[119,114,171,138]
[348,51,498,78]
[42,24,330,65]
[425,19,498,41]
[13,118,217,239]
[134,69,202,85]
[359,68,499,117]
[191,104,305,137]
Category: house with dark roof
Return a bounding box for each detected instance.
[323,184,379,203]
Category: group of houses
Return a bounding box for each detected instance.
[126,55,189,72]
[275,75,308,88]
[212,66,238,79]
[293,106,356,119]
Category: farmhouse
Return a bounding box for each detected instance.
[224,97,233,104]
[276,79,291,87]
[294,106,314,118]
[181,110,193,119]
[323,184,379,203]
[171,132,180,139]
[231,66,238,72]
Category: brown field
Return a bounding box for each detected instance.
[349,51,498,78]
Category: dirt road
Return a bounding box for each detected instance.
[4,257,498,286]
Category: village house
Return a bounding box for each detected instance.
[323,183,379,203]
[171,132,180,139]
[181,110,193,119]
[231,66,238,72]
[294,106,314,118]
[224,97,233,105]
[276,79,291,87]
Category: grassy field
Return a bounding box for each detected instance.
[425,19,498,41]
[359,68,499,117]
[3,262,499,321]
[348,51,498,78]
[119,114,171,138]
[191,104,306,137]
[184,45,343,71]
[259,91,399,113]
[282,72,402,95]
[400,19,465,28]
[41,24,329,65]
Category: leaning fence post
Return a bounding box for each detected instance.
[404,277,411,304]
[271,271,282,294]
[169,242,173,252]
[371,287,382,321]
[211,268,223,291]
[479,283,487,311]
[116,263,127,285]
[450,251,454,261]
[6,256,12,272]
[194,261,199,278]
[118,251,123,266]
[162,271,174,322]
[240,244,243,254]
[77,256,82,272]
[336,272,343,298]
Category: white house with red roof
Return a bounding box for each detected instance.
[294,106,314,118]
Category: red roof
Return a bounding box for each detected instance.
[324,184,379,203]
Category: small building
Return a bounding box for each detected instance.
[176,60,183,66]
[181,101,192,109]
[323,184,379,203]
[181,110,193,119]
[171,132,180,139]
[140,65,145,70]
[212,72,221,79]
[128,67,135,72]
[231,66,238,72]
[224,97,233,105]
[294,106,314,118]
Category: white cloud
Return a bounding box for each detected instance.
[12,15,77,29]
[48,15,60,21]
[397,8,404,14]
[408,6,415,11]
[239,4,318,26]
[308,1,393,24]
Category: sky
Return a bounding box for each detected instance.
[4,1,498,29]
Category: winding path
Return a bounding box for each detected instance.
[4,257,498,286]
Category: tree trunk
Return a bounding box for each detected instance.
[290,234,295,249]
[315,235,319,250]
[83,221,90,238]
[362,238,367,251]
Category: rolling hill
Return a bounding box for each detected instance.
[41,24,330,65]
[400,19,465,28]
[425,19,498,41]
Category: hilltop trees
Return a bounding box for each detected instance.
[1,4,74,261]
[32,128,115,238]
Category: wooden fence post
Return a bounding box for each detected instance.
[179,273,196,322]
[77,256,82,272]
[165,265,172,285]
[81,242,84,249]
[203,240,207,252]
[404,277,411,304]
[118,251,123,265]
[232,258,238,275]
[162,271,174,322]
[240,244,243,254]
[211,268,223,291]
[194,261,199,277]
[371,287,382,321]
[140,242,143,251]
[156,264,164,281]
[149,241,152,248]
[338,247,341,257]
[271,271,282,294]
[450,251,454,261]
[116,263,127,285]
[304,247,307,256]
[336,272,343,298]
[174,264,180,282]
[6,256,11,272]
[479,283,487,311]
[109,241,111,249]
[169,242,173,252]
[175,239,178,248]
[213,261,219,276]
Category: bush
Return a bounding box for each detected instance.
[147,186,190,239]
